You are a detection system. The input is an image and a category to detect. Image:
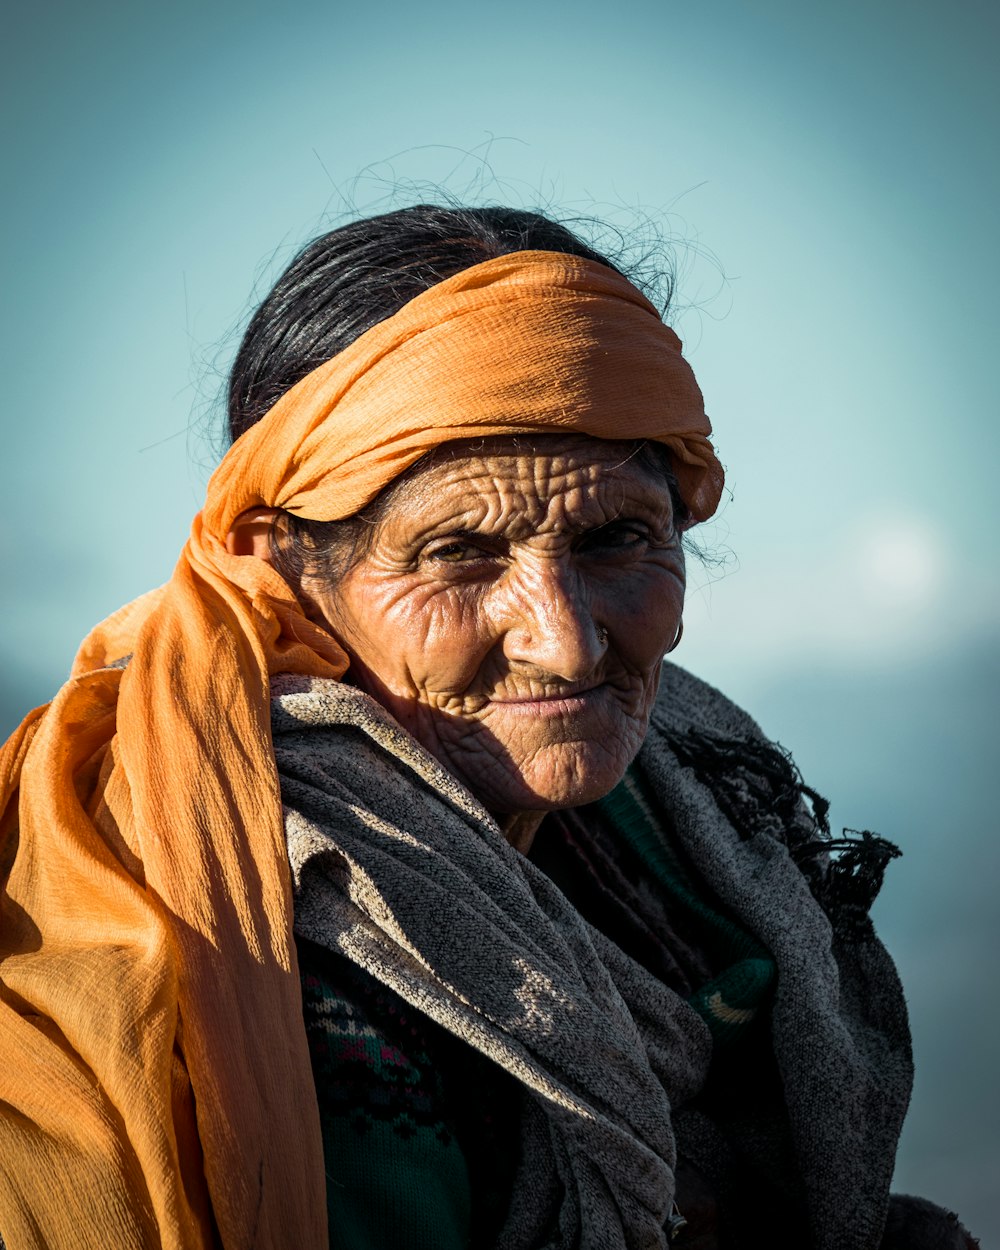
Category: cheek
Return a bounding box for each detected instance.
[328,576,496,694]
[604,565,685,666]
[415,594,496,688]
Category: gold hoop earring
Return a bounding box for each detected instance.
[667,619,684,653]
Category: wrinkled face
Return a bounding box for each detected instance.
[312,436,685,818]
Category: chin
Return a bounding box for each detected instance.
[470,741,638,816]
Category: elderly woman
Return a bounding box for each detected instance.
[0,206,976,1250]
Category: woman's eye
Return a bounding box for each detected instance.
[425,541,488,564]
[579,524,650,554]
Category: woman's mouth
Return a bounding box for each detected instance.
[486,685,605,715]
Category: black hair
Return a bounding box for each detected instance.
[227,204,648,443]
[226,203,685,587]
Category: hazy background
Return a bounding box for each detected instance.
[2,0,997,1238]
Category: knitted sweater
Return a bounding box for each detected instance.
[272,663,913,1249]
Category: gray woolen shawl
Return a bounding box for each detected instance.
[271,663,913,1250]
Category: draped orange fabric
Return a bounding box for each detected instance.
[0,251,723,1249]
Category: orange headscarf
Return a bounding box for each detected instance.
[0,251,722,1250]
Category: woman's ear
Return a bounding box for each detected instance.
[225,508,281,559]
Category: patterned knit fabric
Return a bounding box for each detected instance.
[298,936,519,1249]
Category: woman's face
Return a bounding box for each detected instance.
[312,436,685,819]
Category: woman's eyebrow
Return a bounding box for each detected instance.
[426,527,500,543]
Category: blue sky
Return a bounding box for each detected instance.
[2,0,997,1236]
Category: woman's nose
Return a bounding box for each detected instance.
[497,558,606,680]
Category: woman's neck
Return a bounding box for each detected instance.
[498,811,545,856]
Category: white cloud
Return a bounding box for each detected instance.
[678,511,998,685]
[857,518,945,605]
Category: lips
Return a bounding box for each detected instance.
[481,685,612,721]
[488,682,603,706]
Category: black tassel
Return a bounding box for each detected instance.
[665,727,900,934]
[796,829,902,938]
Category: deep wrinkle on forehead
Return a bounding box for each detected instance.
[372,437,677,550]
